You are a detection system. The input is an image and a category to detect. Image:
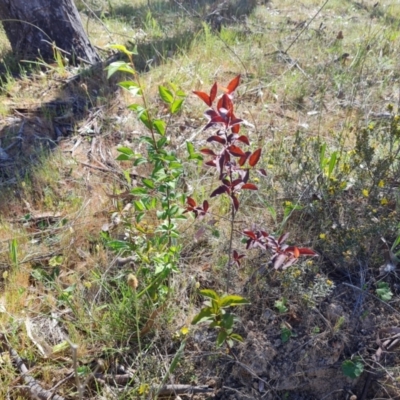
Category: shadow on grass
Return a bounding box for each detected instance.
[102,0,258,30]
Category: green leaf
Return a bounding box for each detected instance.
[142,178,155,189]
[319,142,326,170]
[328,151,338,177]
[342,358,364,379]
[106,61,135,78]
[191,307,213,325]
[107,43,136,56]
[118,81,142,96]
[171,98,184,114]
[221,313,234,330]
[200,289,219,300]
[116,154,131,161]
[128,104,144,113]
[9,238,17,267]
[156,210,167,220]
[117,146,135,156]
[49,255,63,267]
[136,212,145,223]
[130,187,148,195]
[230,333,244,342]
[281,327,292,343]
[274,298,288,313]
[216,330,228,347]
[186,141,203,161]
[157,137,168,148]
[220,295,250,308]
[376,282,393,301]
[154,119,166,136]
[139,111,153,130]
[133,200,145,211]
[159,86,174,104]
[134,157,147,166]
[168,205,180,217]
[186,141,195,156]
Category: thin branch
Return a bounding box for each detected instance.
[284,0,331,54]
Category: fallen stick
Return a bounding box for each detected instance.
[153,384,213,396]
[9,347,66,400]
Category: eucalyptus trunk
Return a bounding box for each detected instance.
[0,0,100,64]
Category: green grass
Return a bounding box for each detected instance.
[0,0,400,398]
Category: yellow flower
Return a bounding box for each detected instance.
[362,189,369,197]
[284,201,292,206]
[180,326,189,335]
[326,280,333,286]
[378,180,385,188]
[319,233,326,239]
[381,198,388,205]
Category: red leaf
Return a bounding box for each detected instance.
[233,250,239,259]
[241,183,258,190]
[285,246,300,258]
[204,109,219,119]
[187,197,196,207]
[210,82,218,104]
[217,94,233,115]
[238,153,249,166]
[211,185,228,197]
[232,194,240,211]
[272,253,287,270]
[230,117,243,127]
[226,75,241,94]
[237,135,250,145]
[231,124,240,134]
[249,148,262,167]
[207,135,226,144]
[217,152,227,176]
[297,248,318,256]
[205,160,217,167]
[278,232,289,245]
[228,145,245,157]
[200,148,217,156]
[258,168,267,177]
[210,115,227,125]
[243,230,257,239]
[193,91,211,106]
[231,178,243,188]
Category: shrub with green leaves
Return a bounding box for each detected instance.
[191,289,249,348]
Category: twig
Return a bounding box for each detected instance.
[154,384,213,396]
[284,0,331,54]
[67,339,84,400]
[0,334,66,400]
[79,161,111,173]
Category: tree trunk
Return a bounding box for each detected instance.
[0,0,100,64]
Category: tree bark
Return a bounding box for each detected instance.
[0,0,100,64]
